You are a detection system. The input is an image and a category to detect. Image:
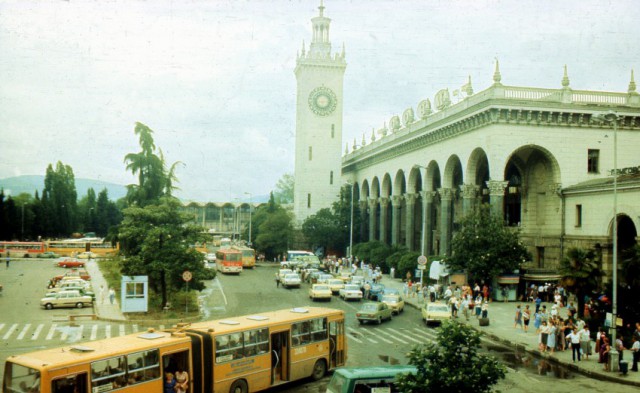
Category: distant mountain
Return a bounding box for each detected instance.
[0,175,128,200]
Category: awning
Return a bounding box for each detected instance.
[429,261,449,280]
[523,274,561,281]
[497,275,520,284]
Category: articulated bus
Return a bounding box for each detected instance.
[232,245,256,269]
[215,248,243,274]
[0,241,46,258]
[46,239,119,257]
[3,307,347,393]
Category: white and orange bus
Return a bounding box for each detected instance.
[0,241,46,258]
[232,245,256,269]
[215,248,243,274]
[3,307,347,393]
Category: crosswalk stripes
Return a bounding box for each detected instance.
[376,329,409,344]
[346,327,379,344]
[105,325,111,338]
[3,323,18,340]
[16,324,31,340]
[91,324,98,340]
[31,324,44,340]
[46,324,57,340]
[386,328,425,344]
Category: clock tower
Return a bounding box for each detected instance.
[293,0,346,224]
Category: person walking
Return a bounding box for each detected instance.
[5,251,10,269]
[461,296,470,321]
[108,287,116,305]
[99,285,105,304]
[566,327,582,362]
[630,335,639,372]
[474,295,483,318]
[481,301,488,319]
[523,305,531,333]
[580,325,591,360]
[514,305,523,329]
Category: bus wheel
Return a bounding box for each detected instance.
[229,379,248,393]
[311,359,327,381]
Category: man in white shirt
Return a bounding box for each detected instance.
[631,335,639,372]
[566,327,582,362]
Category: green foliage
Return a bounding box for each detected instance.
[301,208,341,253]
[396,321,506,393]
[447,204,530,283]
[118,198,209,308]
[559,247,604,317]
[273,173,294,204]
[254,198,293,260]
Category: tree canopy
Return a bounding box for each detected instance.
[447,204,530,283]
[273,173,294,204]
[559,247,603,317]
[396,321,506,393]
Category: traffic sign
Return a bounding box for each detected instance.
[417,255,427,265]
[418,264,426,270]
[182,270,192,282]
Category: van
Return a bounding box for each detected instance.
[325,365,417,393]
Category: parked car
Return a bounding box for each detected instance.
[49,279,91,291]
[45,286,95,300]
[37,251,59,259]
[77,251,98,259]
[327,279,345,294]
[40,290,93,309]
[282,273,302,288]
[380,294,405,314]
[308,284,332,301]
[52,269,91,283]
[57,258,85,268]
[421,302,452,326]
[339,284,363,301]
[356,302,393,324]
[316,274,334,284]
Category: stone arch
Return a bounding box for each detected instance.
[442,155,464,189]
[393,169,407,196]
[381,173,393,198]
[371,177,381,199]
[407,166,422,194]
[425,160,441,192]
[466,148,490,205]
[360,179,370,200]
[407,166,424,251]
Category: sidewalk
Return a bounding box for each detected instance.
[378,274,640,388]
[85,259,126,321]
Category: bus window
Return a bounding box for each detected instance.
[52,373,88,393]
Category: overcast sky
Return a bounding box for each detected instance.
[1,0,639,202]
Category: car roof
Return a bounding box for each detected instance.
[332,365,417,379]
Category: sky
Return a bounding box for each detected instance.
[1,0,639,202]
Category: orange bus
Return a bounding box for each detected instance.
[3,307,347,393]
[232,245,256,269]
[46,239,119,257]
[215,248,243,274]
[0,241,46,258]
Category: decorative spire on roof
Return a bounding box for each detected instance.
[345,143,349,155]
[319,0,325,17]
[341,42,346,59]
[361,133,366,147]
[353,138,357,150]
[629,69,637,94]
[561,65,570,88]
[371,127,376,142]
[301,40,306,57]
[493,58,502,85]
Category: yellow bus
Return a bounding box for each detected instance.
[3,307,347,393]
[232,245,256,269]
[46,239,119,257]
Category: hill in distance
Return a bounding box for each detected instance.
[0,175,128,200]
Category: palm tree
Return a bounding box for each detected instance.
[559,247,604,317]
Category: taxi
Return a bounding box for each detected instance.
[309,284,332,301]
[421,302,451,326]
[380,293,405,314]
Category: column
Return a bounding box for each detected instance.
[359,200,368,242]
[486,180,509,217]
[404,193,417,251]
[391,195,403,245]
[439,188,454,256]
[379,197,390,244]
[460,184,479,215]
[422,191,436,256]
[368,198,378,242]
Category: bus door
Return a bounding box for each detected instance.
[270,331,289,384]
[329,321,345,368]
[52,372,88,393]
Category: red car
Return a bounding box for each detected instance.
[57,259,85,268]
[53,269,91,283]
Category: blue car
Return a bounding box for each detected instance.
[367,283,385,300]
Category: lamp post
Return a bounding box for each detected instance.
[594,110,620,372]
[244,192,252,246]
[344,182,354,261]
[413,165,429,289]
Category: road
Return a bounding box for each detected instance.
[0,261,625,392]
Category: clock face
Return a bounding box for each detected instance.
[308,86,337,116]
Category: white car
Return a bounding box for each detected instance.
[205,253,217,262]
[309,284,332,301]
[277,269,293,283]
[327,279,345,294]
[339,284,363,301]
[40,290,93,310]
[282,273,302,288]
[316,274,334,284]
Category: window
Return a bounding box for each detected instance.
[330,171,334,185]
[587,149,599,173]
[125,282,145,299]
[536,247,545,268]
[308,146,313,161]
[215,328,269,363]
[331,124,335,138]
[292,318,327,346]
[307,193,311,208]
[575,205,582,227]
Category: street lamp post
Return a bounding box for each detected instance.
[244,192,252,246]
[594,110,620,372]
[413,165,428,288]
[344,182,354,261]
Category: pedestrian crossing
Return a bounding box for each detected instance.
[346,326,436,347]
[0,322,166,343]
[1,321,434,349]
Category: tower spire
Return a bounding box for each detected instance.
[629,69,637,94]
[493,58,502,85]
[319,0,325,17]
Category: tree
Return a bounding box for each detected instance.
[273,173,294,204]
[559,247,604,318]
[396,321,506,393]
[43,161,78,237]
[118,198,209,308]
[301,208,341,254]
[255,204,293,261]
[447,204,530,283]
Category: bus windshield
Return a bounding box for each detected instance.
[3,362,41,393]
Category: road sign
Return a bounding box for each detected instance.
[182,270,192,282]
[418,264,426,270]
[417,255,427,265]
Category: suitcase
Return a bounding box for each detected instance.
[479,318,490,326]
